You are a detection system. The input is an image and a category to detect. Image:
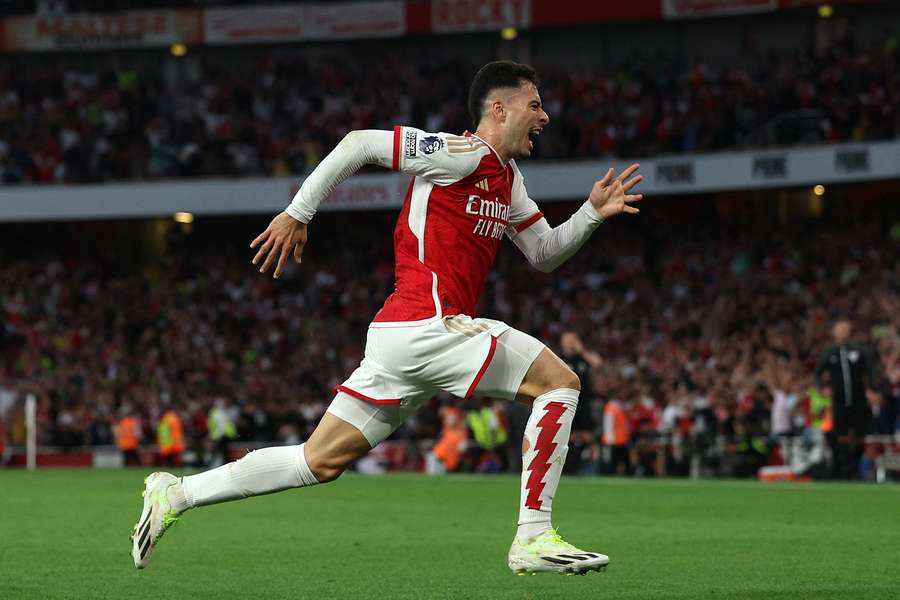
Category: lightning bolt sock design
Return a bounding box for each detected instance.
[517,388,579,541]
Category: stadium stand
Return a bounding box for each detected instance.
[0,0,898,481]
[1,208,897,477]
[1,19,897,184]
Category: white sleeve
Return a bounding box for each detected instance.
[505,161,603,273]
[392,126,484,186]
[286,129,393,223]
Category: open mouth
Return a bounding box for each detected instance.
[527,127,542,150]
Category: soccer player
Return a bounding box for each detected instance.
[132,61,643,575]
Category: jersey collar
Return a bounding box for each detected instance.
[464,130,507,166]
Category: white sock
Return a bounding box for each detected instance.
[516,388,578,541]
[174,443,319,511]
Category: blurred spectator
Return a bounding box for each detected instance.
[630,389,662,476]
[725,418,769,478]
[868,391,895,435]
[769,367,799,440]
[814,320,880,478]
[0,414,8,467]
[430,402,467,474]
[559,331,602,474]
[208,397,237,468]
[690,394,718,478]
[158,404,185,467]
[504,400,530,475]
[466,399,508,473]
[602,398,631,475]
[115,406,142,466]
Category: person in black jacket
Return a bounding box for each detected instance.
[814,319,880,479]
[559,331,602,474]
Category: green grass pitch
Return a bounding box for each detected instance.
[1,470,898,599]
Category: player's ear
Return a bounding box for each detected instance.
[490,99,506,123]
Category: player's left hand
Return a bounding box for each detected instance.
[588,163,643,221]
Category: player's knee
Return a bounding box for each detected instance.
[551,367,581,394]
[531,367,580,398]
[314,465,345,483]
[307,454,349,483]
[310,462,345,483]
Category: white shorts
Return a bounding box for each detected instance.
[327,314,545,446]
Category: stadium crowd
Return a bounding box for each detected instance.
[0,214,898,479]
[0,26,898,185]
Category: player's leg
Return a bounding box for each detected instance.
[131,394,376,569]
[467,326,608,574]
[512,348,582,536]
[510,347,609,574]
[176,409,372,509]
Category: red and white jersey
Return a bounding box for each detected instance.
[373,126,544,324]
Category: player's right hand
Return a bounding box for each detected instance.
[250,211,308,279]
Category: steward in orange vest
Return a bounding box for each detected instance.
[158,407,186,467]
[432,405,468,472]
[116,412,142,466]
[602,399,631,475]
[602,400,630,446]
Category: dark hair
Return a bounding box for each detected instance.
[467,61,539,128]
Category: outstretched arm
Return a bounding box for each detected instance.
[252,127,484,278]
[251,130,393,278]
[511,164,642,273]
[286,130,394,224]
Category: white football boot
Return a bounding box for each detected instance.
[131,472,182,569]
[508,528,609,575]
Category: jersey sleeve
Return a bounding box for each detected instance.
[504,159,604,273]
[392,126,485,186]
[505,160,545,238]
[286,129,393,223]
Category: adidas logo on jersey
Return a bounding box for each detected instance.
[475,178,489,191]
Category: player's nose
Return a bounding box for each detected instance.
[539,109,549,126]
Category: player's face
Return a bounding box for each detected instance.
[503,81,549,159]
